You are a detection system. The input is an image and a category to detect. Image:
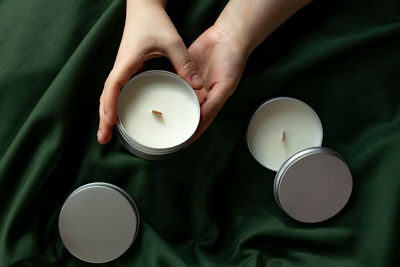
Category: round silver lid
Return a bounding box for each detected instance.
[58,182,139,263]
[274,147,353,223]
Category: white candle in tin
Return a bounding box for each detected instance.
[118,71,200,151]
[247,97,323,171]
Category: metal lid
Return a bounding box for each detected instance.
[274,147,353,223]
[58,182,139,263]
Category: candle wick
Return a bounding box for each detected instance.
[152,110,162,116]
[281,129,285,142]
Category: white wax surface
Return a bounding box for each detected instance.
[118,71,200,149]
[247,98,323,171]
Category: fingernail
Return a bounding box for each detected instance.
[191,74,203,87]
[97,129,102,140]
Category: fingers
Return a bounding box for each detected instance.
[187,82,233,146]
[98,61,140,144]
[200,82,232,132]
[103,66,133,125]
[99,34,204,145]
[98,94,112,144]
[165,37,204,90]
[194,87,208,105]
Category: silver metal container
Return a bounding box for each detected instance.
[274,147,353,223]
[58,182,140,263]
[246,97,323,171]
[246,97,353,223]
[116,70,200,160]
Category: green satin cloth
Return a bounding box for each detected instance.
[1,0,399,266]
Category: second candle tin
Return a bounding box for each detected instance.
[246,97,353,223]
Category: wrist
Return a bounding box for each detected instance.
[212,23,252,61]
[215,0,312,57]
[214,1,259,57]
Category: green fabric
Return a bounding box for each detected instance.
[1,0,399,266]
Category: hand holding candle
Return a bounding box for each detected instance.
[97,0,203,144]
[98,0,313,145]
[188,0,312,141]
[187,26,248,141]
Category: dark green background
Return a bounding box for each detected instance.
[1,0,399,266]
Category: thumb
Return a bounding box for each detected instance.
[165,38,204,90]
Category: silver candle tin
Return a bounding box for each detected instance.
[246,97,353,223]
[246,97,324,171]
[116,70,200,160]
[58,182,140,263]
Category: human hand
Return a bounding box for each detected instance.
[187,0,312,143]
[188,25,249,142]
[98,0,203,144]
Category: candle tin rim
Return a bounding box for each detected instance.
[116,119,184,154]
[58,182,140,263]
[116,70,200,156]
[116,126,181,160]
[245,96,324,171]
[273,147,353,223]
